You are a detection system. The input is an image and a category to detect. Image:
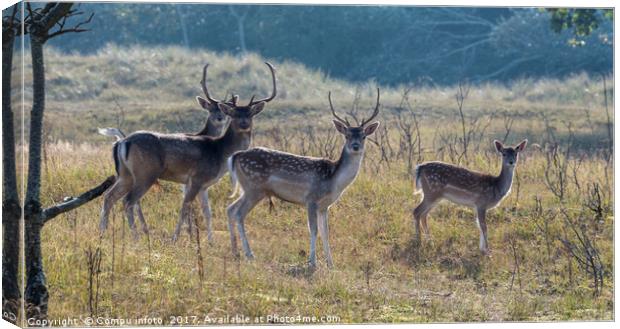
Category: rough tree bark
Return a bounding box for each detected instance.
[24,24,51,324]
[1,2,103,323]
[23,2,90,321]
[2,4,22,324]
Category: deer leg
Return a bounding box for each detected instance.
[185,196,194,239]
[182,184,204,232]
[412,209,421,242]
[198,186,214,244]
[135,203,149,235]
[226,200,240,259]
[173,182,201,242]
[236,194,264,260]
[180,185,194,238]
[476,207,489,254]
[228,191,263,260]
[317,208,333,268]
[99,179,131,233]
[121,198,139,239]
[421,212,431,237]
[307,203,319,268]
[123,177,157,240]
[123,201,139,240]
[413,196,437,242]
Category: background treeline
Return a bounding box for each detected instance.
[45,4,612,86]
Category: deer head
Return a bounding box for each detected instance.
[329,88,381,154]
[494,139,527,167]
[196,65,242,133]
[201,62,277,133]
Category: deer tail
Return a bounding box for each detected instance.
[112,142,120,176]
[228,153,241,199]
[414,164,423,194]
[98,127,126,141]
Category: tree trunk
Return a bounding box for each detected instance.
[229,5,248,55]
[24,37,49,321]
[2,17,22,325]
[175,4,190,48]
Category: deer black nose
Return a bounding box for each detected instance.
[351,143,361,151]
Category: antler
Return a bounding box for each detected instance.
[247,95,255,106]
[247,62,277,106]
[229,94,239,106]
[328,91,350,126]
[360,88,380,127]
[200,63,222,104]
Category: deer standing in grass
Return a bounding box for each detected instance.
[413,139,527,254]
[98,81,235,237]
[99,62,277,242]
[226,89,381,268]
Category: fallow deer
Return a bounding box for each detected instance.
[413,139,528,254]
[99,62,277,242]
[97,90,236,236]
[226,89,381,268]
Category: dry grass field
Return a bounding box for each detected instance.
[17,46,613,323]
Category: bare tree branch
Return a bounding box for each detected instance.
[47,12,94,39]
[42,176,116,224]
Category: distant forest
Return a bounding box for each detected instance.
[44,3,613,86]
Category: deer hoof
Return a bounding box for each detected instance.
[307,260,316,269]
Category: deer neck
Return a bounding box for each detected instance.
[195,119,218,137]
[331,147,364,192]
[218,125,251,158]
[496,162,515,197]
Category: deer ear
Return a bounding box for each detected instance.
[196,96,211,110]
[249,101,266,116]
[217,103,235,116]
[333,120,348,135]
[515,139,528,152]
[364,121,380,136]
[494,140,504,152]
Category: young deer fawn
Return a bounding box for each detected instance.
[413,139,527,254]
[226,89,381,268]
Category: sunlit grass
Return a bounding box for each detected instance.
[30,46,613,323]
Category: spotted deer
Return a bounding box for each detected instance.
[226,89,381,268]
[413,139,528,254]
[99,62,277,242]
[97,89,236,237]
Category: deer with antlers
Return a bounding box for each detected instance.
[413,139,528,254]
[226,89,381,268]
[99,62,277,242]
[98,85,236,238]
